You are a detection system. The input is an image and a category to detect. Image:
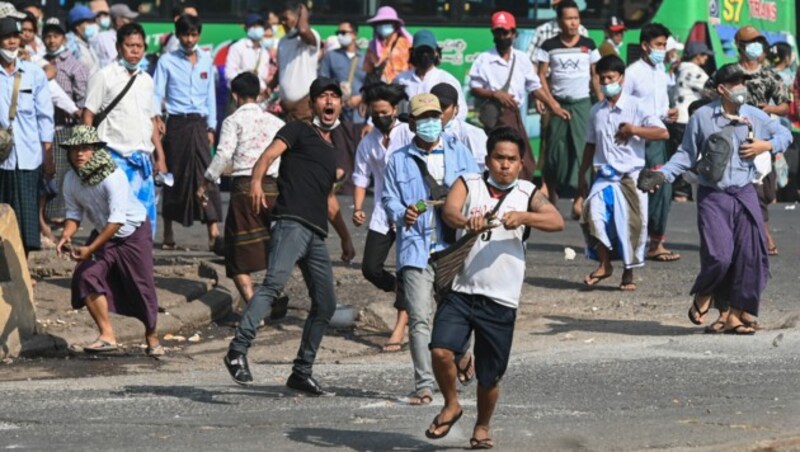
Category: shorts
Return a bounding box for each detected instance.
[429,291,516,388]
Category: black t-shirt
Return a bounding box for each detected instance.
[273,121,338,236]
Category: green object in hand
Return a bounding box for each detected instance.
[415,199,427,213]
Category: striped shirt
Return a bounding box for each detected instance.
[47,50,89,127]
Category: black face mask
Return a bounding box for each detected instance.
[494,36,513,53]
[372,114,394,133]
[414,50,436,70]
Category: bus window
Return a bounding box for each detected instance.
[462,0,612,25]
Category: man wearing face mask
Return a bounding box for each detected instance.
[394,30,467,122]
[0,16,55,255]
[640,64,791,335]
[469,11,568,181]
[153,14,223,252]
[92,3,140,69]
[352,82,412,353]
[623,23,681,263]
[271,1,321,122]
[578,55,668,291]
[42,17,89,224]
[319,22,365,123]
[431,82,488,171]
[224,77,355,393]
[65,5,100,76]
[225,13,273,98]
[383,94,480,406]
[83,23,166,239]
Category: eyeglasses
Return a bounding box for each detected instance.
[336,30,352,35]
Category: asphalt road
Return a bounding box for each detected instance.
[2,196,799,451]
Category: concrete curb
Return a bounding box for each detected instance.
[19,260,236,357]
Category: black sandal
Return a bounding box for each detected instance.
[688,296,710,326]
[457,353,475,385]
[470,437,494,449]
[424,409,463,439]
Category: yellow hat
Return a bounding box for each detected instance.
[409,93,442,117]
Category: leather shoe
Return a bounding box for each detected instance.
[286,373,334,397]
[224,352,253,386]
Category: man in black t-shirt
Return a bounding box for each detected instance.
[224,77,356,396]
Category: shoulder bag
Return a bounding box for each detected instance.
[0,72,22,163]
[478,55,516,130]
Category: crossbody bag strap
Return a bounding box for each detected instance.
[9,72,22,122]
[482,174,514,217]
[347,53,360,83]
[500,55,516,92]
[93,72,138,127]
[410,153,448,199]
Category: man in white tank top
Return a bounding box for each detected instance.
[424,127,564,449]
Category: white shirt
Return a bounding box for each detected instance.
[225,37,271,91]
[24,37,46,63]
[527,19,589,65]
[277,30,321,102]
[394,67,467,121]
[443,119,487,171]
[205,103,285,180]
[84,61,156,157]
[585,93,665,175]
[451,175,536,309]
[674,61,709,124]
[623,59,670,120]
[49,79,78,115]
[93,29,118,68]
[163,33,181,54]
[535,36,600,100]
[352,122,413,234]
[64,168,146,238]
[68,32,99,76]
[469,48,541,107]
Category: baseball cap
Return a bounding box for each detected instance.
[0,16,20,37]
[42,17,67,35]
[309,77,343,99]
[491,11,516,31]
[0,2,26,20]
[713,63,745,86]
[244,13,265,28]
[734,25,765,43]
[413,29,437,50]
[110,4,139,20]
[68,5,95,26]
[684,41,712,59]
[606,16,626,32]
[410,93,442,117]
[430,83,459,108]
[89,1,110,14]
[666,36,684,52]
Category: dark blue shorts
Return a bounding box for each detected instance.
[429,291,516,388]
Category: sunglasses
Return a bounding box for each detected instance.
[336,30,352,35]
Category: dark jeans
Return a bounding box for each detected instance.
[229,219,336,379]
[361,229,405,310]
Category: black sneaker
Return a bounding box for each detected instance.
[286,373,334,397]
[270,293,290,321]
[224,352,253,386]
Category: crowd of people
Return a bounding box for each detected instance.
[0,0,796,449]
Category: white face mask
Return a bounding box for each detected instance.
[0,48,19,62]
[337,33,353,47]
[181,43,199,54]
[312,116,341,131]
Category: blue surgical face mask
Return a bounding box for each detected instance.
[119,57,140,71]
[745,42,764,60]
[376,24,395,39]
[648,48,666,65]
[601,81,623,97]
[83,23,99,39]
[487,176,518,191]
[247,26,265,41]
[414,117,442,143]
[261,38,274,49]
[99,16,111,30]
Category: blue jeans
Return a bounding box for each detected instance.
[229,219,337,379]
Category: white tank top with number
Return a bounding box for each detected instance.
[451,174,536,309]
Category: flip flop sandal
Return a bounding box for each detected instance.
[161,242,178,251]
[704,320,726,334]
[647,251,681,262]
[584,271,612,286]
[381,342,406,353]
[768,246,779,256]
[457,354,475,385]
[407,392,433,406]
[688,296,710,325]
[723,324,756,335]
[424,409,463,439]
[619,281,637,291]
[470,437,495,449]
[83,338,118,354]
[146,344,166,357]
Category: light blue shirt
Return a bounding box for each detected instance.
[153,49,217,129]
[660,101,791,190]
[382,138,480,271]
[0,59,54,171]
[586,93,665,175]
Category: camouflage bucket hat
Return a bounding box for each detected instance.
[59,125,107,150]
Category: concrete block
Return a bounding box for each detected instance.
[0,204,37,358]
